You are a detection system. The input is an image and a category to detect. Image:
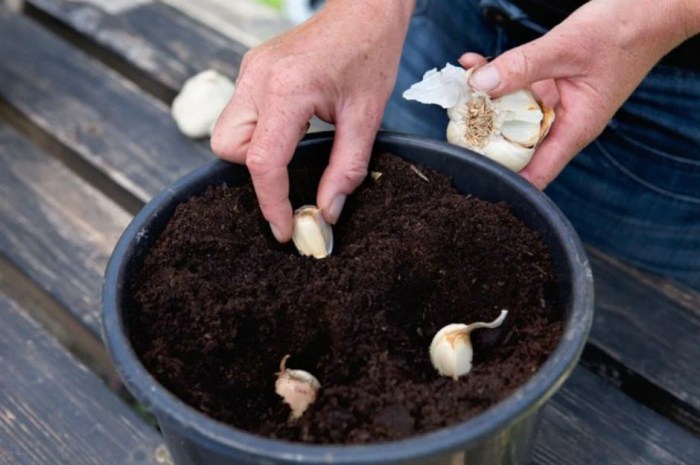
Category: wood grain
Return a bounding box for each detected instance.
[0,9,212,203]
[587,253,700,424]
[25,0,247,91]
[0,124,130,334]
[535,367,700,465]
[0,294,164,465]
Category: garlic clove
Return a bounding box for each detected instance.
[483,138,535,172]
[292,205,333,259]
[429,310,508,380]
[495,90,542,120]
[171,69,235,139]
[540,105,556,140]
[501,120,543,147]
[275,355,321,420]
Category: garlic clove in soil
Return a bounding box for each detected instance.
[171,69,235,139]
[292,205,333,259]
[429,310,508,380]
[275,355,321,420]
[403,63,554,172]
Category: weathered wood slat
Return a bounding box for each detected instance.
[0,9,212,203]
[25,0,247,91]
[159,0,292,47]
[535,367,700,465]
[587,252,700,429]
[0,124,130,334]
[0,293,164,465]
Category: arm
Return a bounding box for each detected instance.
[461,0,700,189]
[211,0,415,241]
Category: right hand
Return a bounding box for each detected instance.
[211,1,414,242]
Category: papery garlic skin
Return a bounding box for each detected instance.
[275,355,321,420]
[404,64,554,172]
[171,69,235,138]
[292,205,333,259]
[429,310,508,380]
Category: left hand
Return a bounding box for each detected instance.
[459,0,700,189]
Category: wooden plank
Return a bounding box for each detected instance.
[586,252,700,430]
[25,0,248,91]
[0,293,164,465]
[0,124,130,335]
[535,367,700,465]
[0,8,212,203]
[159,0,292,47]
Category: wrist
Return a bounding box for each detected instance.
[679,0,700,37]
[325,0,416,25]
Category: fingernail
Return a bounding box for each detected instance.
[469,65,501,92]
[269,222,284,242]
[325,194,346,224]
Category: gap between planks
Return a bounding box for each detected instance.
[0,252,123,392]
[0,95,143,216]
[22,2,177,103]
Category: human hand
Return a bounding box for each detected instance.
[459,0,700,189]
[211,1,414,242]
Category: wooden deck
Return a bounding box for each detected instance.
[0,1,698,464]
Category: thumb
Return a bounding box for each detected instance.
[316,108,381,224]
[468,36,577,97]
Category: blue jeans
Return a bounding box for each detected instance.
[382,0,700,291]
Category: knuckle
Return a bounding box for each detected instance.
[245,145,270,175]
[210,132,235,160]
[508,48,531,81]
[340,159,368,186]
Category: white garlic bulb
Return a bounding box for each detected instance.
[429,310,508,380]
[292,205,333,259]
[403,64,554,171]
[275,355,321,420]
[171,69,235,138]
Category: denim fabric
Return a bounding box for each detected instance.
[382,0,700,290]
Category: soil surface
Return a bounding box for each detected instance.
[129,152,562,444]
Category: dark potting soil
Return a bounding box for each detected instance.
[129,152,562,444]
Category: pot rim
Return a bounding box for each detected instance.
[102,131,593,464]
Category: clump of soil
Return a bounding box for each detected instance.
[129,152,562,444]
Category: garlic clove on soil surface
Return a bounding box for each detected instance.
[429,310,508,380]
[275,355,321,420]
[171,69,235,139]
[403,63,554,172]
[292,205,333,259]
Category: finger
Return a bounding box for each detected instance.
[246,110,311,242]
[458,52,488,69]
[519,107,592,189]
[316,106,381,224]
[530,79,560,108]
[468,36,581,97]
[210,91,258,164]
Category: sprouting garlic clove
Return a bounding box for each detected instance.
[292,205,333,259]
[429,310,508,380]
[403,64,555,172]
[275,355,321,420]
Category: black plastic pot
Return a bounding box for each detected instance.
[103,131,594,465]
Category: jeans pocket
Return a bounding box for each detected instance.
[596,128,700,204]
